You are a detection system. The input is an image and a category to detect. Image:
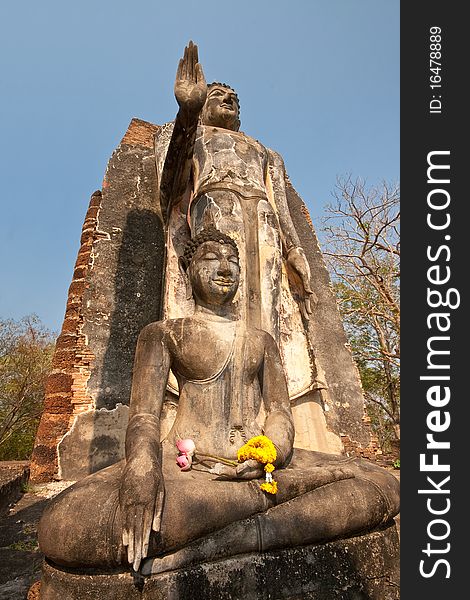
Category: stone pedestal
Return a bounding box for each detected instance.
[40,523,399,600]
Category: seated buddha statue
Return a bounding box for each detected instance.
[38,227,399,576]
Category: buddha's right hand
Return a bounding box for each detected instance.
[119,454,165,572]
[174,41,207,115]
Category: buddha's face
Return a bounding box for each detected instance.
[201,86,240,131]
[188,240,240,307]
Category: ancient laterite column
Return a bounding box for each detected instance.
[31,119,164,482]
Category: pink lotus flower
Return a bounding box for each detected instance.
[176,438,196,457]
[176,438,196,471]
[176,454,192,471]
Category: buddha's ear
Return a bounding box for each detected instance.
[178,257,193,300]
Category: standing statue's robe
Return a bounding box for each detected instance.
[154,123,327,416]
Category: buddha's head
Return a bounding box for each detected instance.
[200,83,240,132]
[182,228,240,308]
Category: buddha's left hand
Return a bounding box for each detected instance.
[286,247,318,318]
[211,459,264,480]
[119,454,165,571]
[235,459,265,480]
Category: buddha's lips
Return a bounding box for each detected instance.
[212,278,235,286]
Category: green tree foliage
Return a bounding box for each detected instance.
[0,315,55,460]
[321,178,400,453]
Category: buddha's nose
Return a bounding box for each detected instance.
[217,259,232,276]
[222,93,232,104]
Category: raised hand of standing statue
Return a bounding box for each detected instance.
[174,40,207,116]
[287,247,318,319]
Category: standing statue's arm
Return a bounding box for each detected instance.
[260,332,295,468]
[267,149,317,317]
[267,149,302,252]
[119,322,171,571]
[160,41,207,221]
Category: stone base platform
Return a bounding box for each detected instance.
[0,461,30,517]
[39,523,399,600]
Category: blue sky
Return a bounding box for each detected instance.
[0,1,399,332]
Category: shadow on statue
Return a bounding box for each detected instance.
[87,208,164,474]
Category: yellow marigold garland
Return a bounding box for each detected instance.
[237,435,278,495]
[237,435,276,464]
[260,481,278,494]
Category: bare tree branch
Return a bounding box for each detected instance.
[320,178,400,450]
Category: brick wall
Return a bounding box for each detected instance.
[30,192,101,482]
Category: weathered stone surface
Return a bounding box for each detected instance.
[39,524,399,599]
[286,181,372,452]
[0,462,29,517]
[84,123,164,413]
[31,119,165,482]
[57,404,129,480]
[37,235,399,578]
[40,564,141,600]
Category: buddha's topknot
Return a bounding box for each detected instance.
[182,227,239,269]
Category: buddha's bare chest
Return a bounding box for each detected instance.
[165,320,263,382]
